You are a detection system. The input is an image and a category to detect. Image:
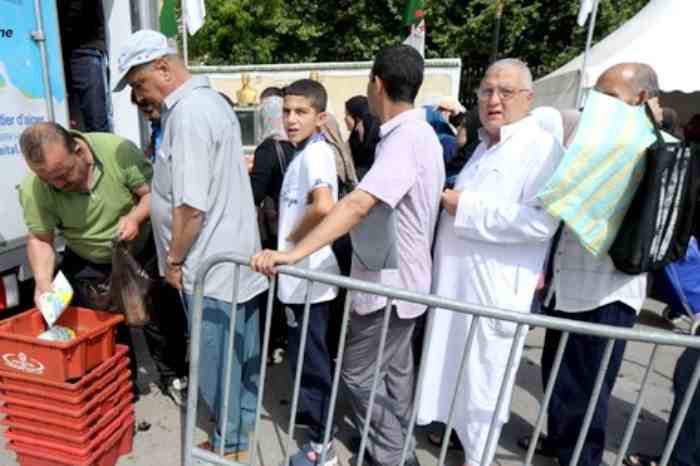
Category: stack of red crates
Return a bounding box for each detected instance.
[0,307,133,466]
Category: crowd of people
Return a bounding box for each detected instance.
[14,25,700,466]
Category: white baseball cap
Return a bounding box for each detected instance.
[113,30,177,92]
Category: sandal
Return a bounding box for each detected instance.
[427,429,463,451]
[517,435,557,457]
[623,453,660,466]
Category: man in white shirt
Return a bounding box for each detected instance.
[531,63,660,466]
[416,59,562,466]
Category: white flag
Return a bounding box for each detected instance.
[184,0,206,35]
[403,20,426,57]
[577,0,595,26]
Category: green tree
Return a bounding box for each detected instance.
[189,0,648,97]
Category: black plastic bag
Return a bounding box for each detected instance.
[110,241,152,326]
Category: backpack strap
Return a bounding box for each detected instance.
[272,139,288,175]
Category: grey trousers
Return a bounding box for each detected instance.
[342,307,416,466]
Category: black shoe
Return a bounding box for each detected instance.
[517,434,558,457]
[427,429,463,451]
[403,455,422,466]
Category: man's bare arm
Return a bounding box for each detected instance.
[251,188,378,275]
[169,204,204,263]
[117,183,151,241]
[287,186,335,243]
[26,231,55,305]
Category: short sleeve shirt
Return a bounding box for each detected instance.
[351,109,445,318]
[150,76,268,303]
[277,136,340,304]
[19,132,152,263]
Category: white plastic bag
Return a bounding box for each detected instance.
[38,325,76,342]
[38,271,74,327]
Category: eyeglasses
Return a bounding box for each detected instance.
[475,87,531,101]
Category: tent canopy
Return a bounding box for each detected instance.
[534,0,697,112]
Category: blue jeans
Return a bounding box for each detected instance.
[67,48,112,132]
[184,293,261,454]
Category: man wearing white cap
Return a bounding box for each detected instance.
[116,30,268,461]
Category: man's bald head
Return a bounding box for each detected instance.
[595,63,660,106]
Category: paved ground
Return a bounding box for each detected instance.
[0,299,692,466]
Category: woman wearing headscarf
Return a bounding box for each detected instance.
[345,95,380,179]
[250,88,295,207]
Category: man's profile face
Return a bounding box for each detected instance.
[32,142,90,192]
[127,61,167,113]
[478,65,533,139]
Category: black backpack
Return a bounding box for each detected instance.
[608,105,700,274]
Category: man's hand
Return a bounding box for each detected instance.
[245,154,255,174]
[165,264,183,290]
[251,249,296,277]
[441,189,462,216]
[33,281,53,309]
[117,214,140,241]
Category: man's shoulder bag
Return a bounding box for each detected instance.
[609,105,700,274]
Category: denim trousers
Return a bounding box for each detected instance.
[67,48,112,132]
[184,293,260,453]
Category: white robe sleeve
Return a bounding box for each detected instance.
[452,137,562,244]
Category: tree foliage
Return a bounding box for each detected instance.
[189,0,648,83]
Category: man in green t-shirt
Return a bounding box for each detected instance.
[17,121,189,405]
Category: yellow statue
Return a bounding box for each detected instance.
[237,73,257,106]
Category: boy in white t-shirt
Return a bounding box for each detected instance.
[277,79,340,466]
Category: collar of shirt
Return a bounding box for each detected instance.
[163,75,211,113]
[379,108,425,139]
[292,132,325,158]
[477,115,536,148]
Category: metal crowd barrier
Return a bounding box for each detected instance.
[183,253,700,466]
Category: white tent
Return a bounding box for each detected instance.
[534,0,697,122]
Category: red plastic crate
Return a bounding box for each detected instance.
[0,385,132,431]
[1,396,133,446]
[0,376,132,419]
[6,412,134,466]
[0,307,123,382]
[0,359,129,405]
[0,345,129,398]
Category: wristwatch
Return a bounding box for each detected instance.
[166,255,185,268]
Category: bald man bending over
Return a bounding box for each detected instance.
[530,63,661,466]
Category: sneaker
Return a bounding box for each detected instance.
[289,441,338,466]
[165,377,188,407]
[663,306,690,327]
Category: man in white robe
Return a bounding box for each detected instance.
[416,59,563,466]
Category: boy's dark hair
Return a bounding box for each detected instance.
[371,45,424,104]
[261,86,284,100]
[283,79,328,112]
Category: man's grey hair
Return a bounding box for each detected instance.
[19,122,75,165]
[633,63,660,98]
[485,58,533,90]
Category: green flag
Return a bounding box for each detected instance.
[160,0,178,38]
[403,0,426,56]
[403,0,425,26]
